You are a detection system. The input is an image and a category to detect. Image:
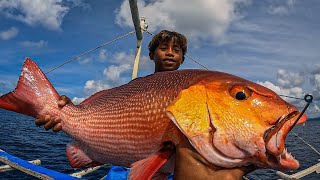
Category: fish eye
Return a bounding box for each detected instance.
[236,91,246,100]
[230,86,252,100]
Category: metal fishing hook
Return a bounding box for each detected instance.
[288,94,313,132]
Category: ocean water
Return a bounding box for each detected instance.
[0,109,319,180]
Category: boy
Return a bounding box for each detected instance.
[35,30,254,179]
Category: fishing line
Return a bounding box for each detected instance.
[279,94,305,100]
[45,31,136,74]
[292,131,320,156]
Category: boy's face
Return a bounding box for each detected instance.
[150,38,184,72]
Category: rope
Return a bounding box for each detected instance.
[45,31,135,74]
[292,131,320,156]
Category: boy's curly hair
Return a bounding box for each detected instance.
[148,30,187,60]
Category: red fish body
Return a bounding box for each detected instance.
[0,58,307,178]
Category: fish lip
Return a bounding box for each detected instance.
[262,111,302,171]
[263,111,299,143]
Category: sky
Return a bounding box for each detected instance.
[0,0,319,118]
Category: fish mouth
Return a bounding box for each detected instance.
[263,111,307,171]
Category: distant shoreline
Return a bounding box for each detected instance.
[307,117,320,121]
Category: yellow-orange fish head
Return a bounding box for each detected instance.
[167,76,307,171]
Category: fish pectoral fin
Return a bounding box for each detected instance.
[128,150,173,180]
[66,142,102,168]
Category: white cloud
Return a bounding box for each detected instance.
[310,65,320,89]
[79,51,143,96]
[115,0,251,42]
[98,49,108,62]
[277,69,304,89]
[111,50,153,70]
[79,57,92,64]
[257,81,282,94]
[311,64,320,74]
[103,64,131,81]
[65,0,90,9]
[19,40,48,48]
[0,27,19,40]
[267,0,296,16]
[71,97,85,105]
[310,65,320,102]
[273,69,305,101]
[112,51,135,65]
[257,81,304,103]
[314,74,320,90]
[0,0,86,30]
[84,80,111,95]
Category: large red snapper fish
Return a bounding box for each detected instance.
[0,58,307,179]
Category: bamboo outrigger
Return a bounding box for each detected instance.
[276,162,320,180]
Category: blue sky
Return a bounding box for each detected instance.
[0,0,319,117]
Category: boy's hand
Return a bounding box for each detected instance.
[35,95,71,132]
[174,137,256,180]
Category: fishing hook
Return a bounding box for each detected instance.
[287,94,313,133]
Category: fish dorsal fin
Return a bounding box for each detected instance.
[66,142,102,168]
[79,89,111,106]
[128,150,173,180]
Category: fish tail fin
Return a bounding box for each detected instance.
[0,58,60,118]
